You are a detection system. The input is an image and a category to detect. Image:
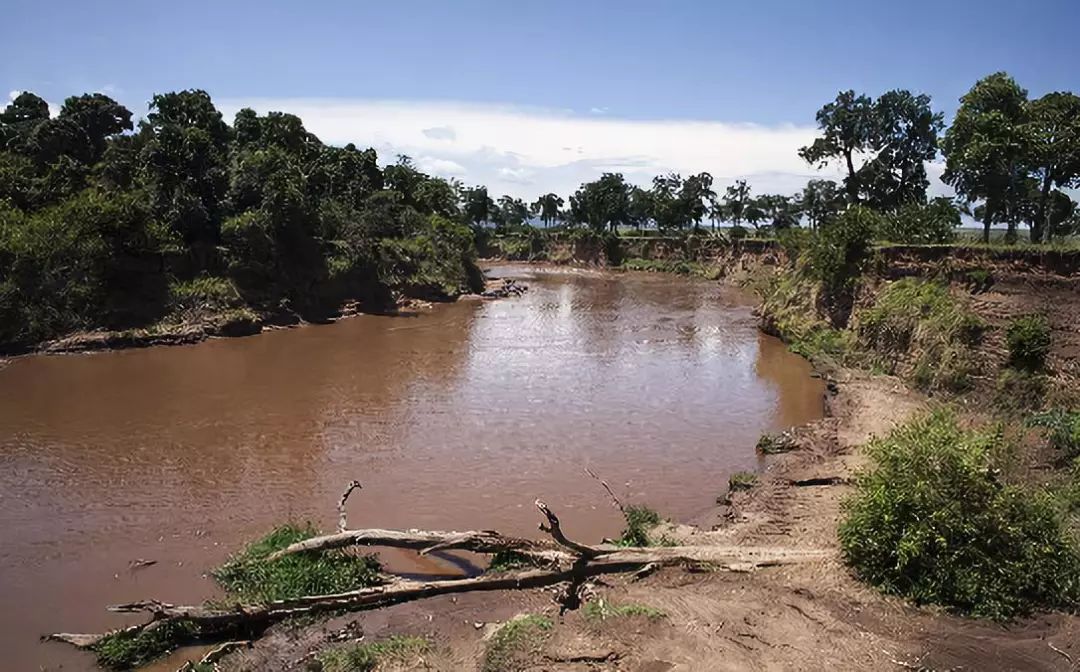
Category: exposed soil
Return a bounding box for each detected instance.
[204,372,1078,672]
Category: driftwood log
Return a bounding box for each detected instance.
[47,485,829,661]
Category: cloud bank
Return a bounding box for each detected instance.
[217,98,869,200]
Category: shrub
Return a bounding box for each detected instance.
[1029,409,1080,460]
[728,471,757,491]
[92,621,199,670]
[877,198,960,244]
[617,504,662,547]
[995,369,1048,412]
[857,279,984,392]
[213,524,382,603]
[806,206,880,292]
[840,411,1080,619]
[1006,314,1052,371]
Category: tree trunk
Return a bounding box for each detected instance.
[982,201,994,244]
[1032,173,1054,244]
[844,150,859,204]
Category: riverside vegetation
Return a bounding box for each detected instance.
[19,69,1080,669]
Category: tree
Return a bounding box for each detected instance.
[58,94,133,163]
[680,172,714,231]
[757,194,801,230]
[800,89,943,209]
[569,173,633,232]
[496,195,529,229]
[462,186,494,226]
[799,91,876,203]
[531,192,564,227]
[0,92,50,149]
[1024,92,1080,242]
[721,180,751,226]
[941,72,1030,243]
[798,179,842,230]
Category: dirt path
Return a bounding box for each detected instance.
[209,372,1078,672]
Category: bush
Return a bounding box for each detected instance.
[1029,409,1080,460]
[728,471,757,491]
[840,411,1080,619]
[213,524,382,603]
[1006,314,1052,371]
[877,198,960,244]
[806,206,881,292]
[617,504,662,547]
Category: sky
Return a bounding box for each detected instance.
[2,0,1079,200]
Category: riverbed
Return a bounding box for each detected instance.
[0,265,823,670]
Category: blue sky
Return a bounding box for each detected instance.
[3,0,1079,198]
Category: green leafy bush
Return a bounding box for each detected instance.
[92,621,199,670]
[617,504,662,547]
[877,198,960,244]
[840,411,1080,619]
[1029,409,1080,460]
[213,524,382,603]
[806,205,881,291]
[1006,314,1052,371]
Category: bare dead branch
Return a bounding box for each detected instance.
[535,499,609,558]
[584,467,626,515]
[337,480,362,533]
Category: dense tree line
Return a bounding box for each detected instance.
[491,72,1079,245]
[0,90,485,349]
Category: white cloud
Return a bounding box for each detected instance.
[217,98,950,200]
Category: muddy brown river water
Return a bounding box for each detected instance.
[0,265,823,671]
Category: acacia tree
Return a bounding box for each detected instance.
[1024,92,1080,242]
[798,179,843,229]
[941,72,1029,243]
[800,89,942,209]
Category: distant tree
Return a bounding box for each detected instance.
[800,89,943,209]
[721,180,751,226]
[532,192,564,227]
[757,194,802,230]
[569,173,633,232]
[680,172,714,231]
[462,185,495,226]
[744,199,767,232]
[0,92,50,149]
[1024,92,1080,243]
[941,72,1030,243]
[798,179,843,229]
[648,173,684,230]
[628,185,652,230]
[496,195,530,228]
[877,197,961,244]
[58,94,133,163]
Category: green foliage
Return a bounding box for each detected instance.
[1029,409,1080,460]
[212,524,382,604]
[806,206,880,292]
[995,369,1049,412]
[728,472,757,491]
[582,598,665,622]
[760,266,854,367]
[857,279,984,392]
[757,432,796,454]
[486,550,544,573]
[840,411,1080,619]
[877,198,961,244]
[617,504,662,547]
[1005,314,1052,371]
[92,621,199,670]
[481,614,553,672]
[620,257,703,275]
[317,636,431,672]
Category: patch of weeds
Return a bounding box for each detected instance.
[213,524,382,603]
[856,278,984,393]
[481,614,553,672]
[92,621,200,670]
[620,257,704,276]
[1006,314,1052,372]
[617,504,663,547]
[1029,409,1080,460]
[486,550,544,574]
[582,598,665,622]
[728,471,757,492]
[966,268,993,292]
[757,431,796,454]
[995,369,1048,412]
[840,410,1080,620]
[317,635,431,672]
[760,267,854,368]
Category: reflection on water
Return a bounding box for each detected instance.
[0,264,822,670]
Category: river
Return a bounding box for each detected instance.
[0,265,823,671]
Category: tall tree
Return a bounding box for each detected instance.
[570,173,633,232]
[1024,92,1080,242]
[721,180,751,226]
[496,195,530,228]
[798,179,843,229]
[941,72,1029,243]
[799,91,876,203]
[462,186,494,226]
[531,192,564,227]
[58,94,133,163]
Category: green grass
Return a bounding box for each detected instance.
[1006,314,1052,372]
[856,278,984,393]
[481,614,553,672]
[486,550,544,573]
[756,432,796,454]
[92,621,200,670]
[317,636,431,672]
[840,410,1080,620]
[582,598,665,622]
[212,524,382,604]
[620,257,704,276]
[1029,409,1080,460]
[728,472,757,491]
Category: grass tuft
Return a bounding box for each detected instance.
[317,635,431,672]
[92,621,200,670]
[582,598,665,622]
[481,614,553,672]
[617,504,663,547]
[213,524,382,604]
